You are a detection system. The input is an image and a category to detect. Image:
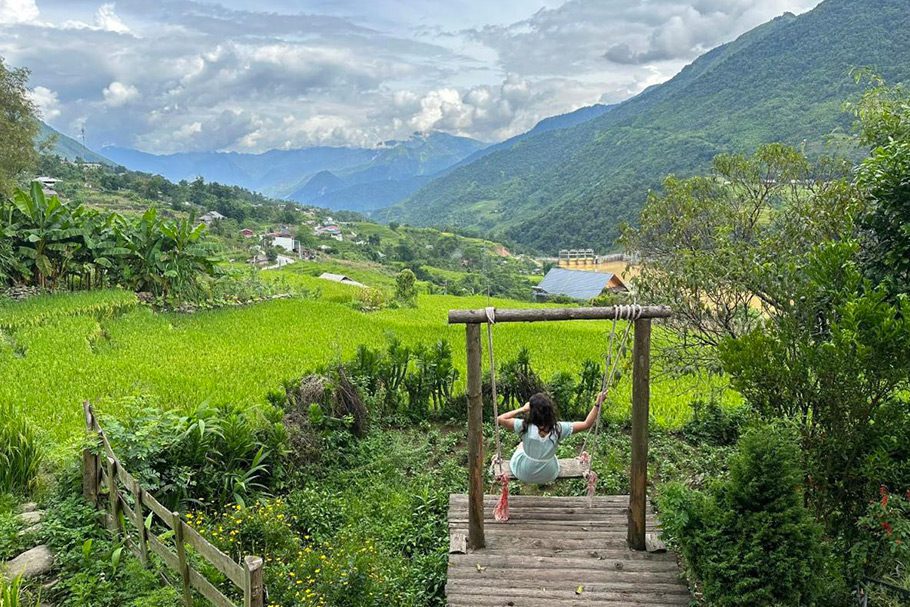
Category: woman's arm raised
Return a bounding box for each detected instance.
[497,402,529,431]
[572,391,606,434]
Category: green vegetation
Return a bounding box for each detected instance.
[0,404,44,496]
[0,58,39,197]
[389,0,910,252]
[660,424,833,606]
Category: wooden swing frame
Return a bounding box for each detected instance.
[448,305,672,551]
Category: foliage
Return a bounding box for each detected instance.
[102,398,288,510]
[852,486,910,587]
[0,58,39,197]
[0,184,218,298]
[720,241,910,539]
[852,77,910,295]
[0,403,44,495]
[659,423,837,606]
[622,143,858,372]
[394,269,418,307]
[0,575,28,607]
[682,399,749,447]
[39,494,178,607]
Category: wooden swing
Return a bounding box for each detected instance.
[448,304,672,551]
[486,305,640,482]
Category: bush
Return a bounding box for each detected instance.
[682,399,749,446]
[0,403,44,495]
[659,423,839,606]
[852,487,910,591]
[103,397,288,510]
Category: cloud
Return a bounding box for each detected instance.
[0,0,39,25]
[102,81,139,107]
[0,0,822,153]
[29,85,61,120]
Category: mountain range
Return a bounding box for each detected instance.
[99,132,486,211]
[385,0,910,251]
[41,0,910,252]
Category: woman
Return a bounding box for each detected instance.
[496,391,605,485]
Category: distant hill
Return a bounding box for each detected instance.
[288,132,486,213]
[103,132,487,211]
[101,145,376,198]
[387,0,910,252]
[38,122,112,165]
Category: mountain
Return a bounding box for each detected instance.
[102,131,487,211]
[388,0,910,252]
[287,132,486,212]
[101,145,375,198]
[39,122,112,165]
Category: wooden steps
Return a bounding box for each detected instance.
[446,494,689,606]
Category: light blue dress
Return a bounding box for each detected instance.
[509,420,574,484]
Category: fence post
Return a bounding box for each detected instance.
[132,479,148,564]
[106,457,121,537]
[171,512,193,607]
[465,322,485,550]
[244,555,264,607]
[82,402,99,505]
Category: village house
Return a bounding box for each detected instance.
[318,273,366,288]
[33,176,60,197]
[199,210,225,225]
[240,228,256,238]
[532,268,628,302]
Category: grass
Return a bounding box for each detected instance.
[0,286,737,459]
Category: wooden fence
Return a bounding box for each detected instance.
[81,402,265,607]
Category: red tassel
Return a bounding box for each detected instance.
[493,473,510,522]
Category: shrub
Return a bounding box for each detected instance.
[682,399,749,446]
[853,487,910,589]
[103,398,287,510]
[394,269,418,307]
[0,403,44,495]
[659,423,837,606]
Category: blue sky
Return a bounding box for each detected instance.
[0,0,822,153]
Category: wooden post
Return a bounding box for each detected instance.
[132,479,148,564]
[107,457,121,537]
[244,555,264,607]
[82,402,99,505]
[465,322,485,550]
[171,512,193,606]
[628,318,651,551]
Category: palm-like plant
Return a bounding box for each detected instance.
[8,183,81,288]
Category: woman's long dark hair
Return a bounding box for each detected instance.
[520,392,560,438]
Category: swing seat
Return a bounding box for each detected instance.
[490,456,587,480]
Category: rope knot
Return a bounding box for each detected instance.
[485,306,496,324]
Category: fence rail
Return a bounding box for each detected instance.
[81,402,264,607]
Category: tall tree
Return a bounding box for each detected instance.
[0,58,39,196]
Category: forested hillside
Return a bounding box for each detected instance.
[38,122,112,165]
[388,0,910,252]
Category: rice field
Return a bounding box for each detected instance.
[0,285,737,458]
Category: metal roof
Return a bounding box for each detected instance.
[534,268,616,301]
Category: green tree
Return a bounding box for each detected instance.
[851,77,910,295]
[622,144,857,372]
[394,268,417,307]
[660,423,834,606]
[0,58,39,196]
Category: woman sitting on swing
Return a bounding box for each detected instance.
[496,391,606,485]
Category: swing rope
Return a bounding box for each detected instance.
[578,304,641,505]
[485,307,510,522]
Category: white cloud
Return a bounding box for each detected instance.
[0,0,39,25]
[28,85,61,120]
[0,0,823,152]
[95,3,131,34]
[102,81,139,107]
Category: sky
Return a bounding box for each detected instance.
[0,0,823,154]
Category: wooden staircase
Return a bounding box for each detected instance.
[446,494,691,606]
